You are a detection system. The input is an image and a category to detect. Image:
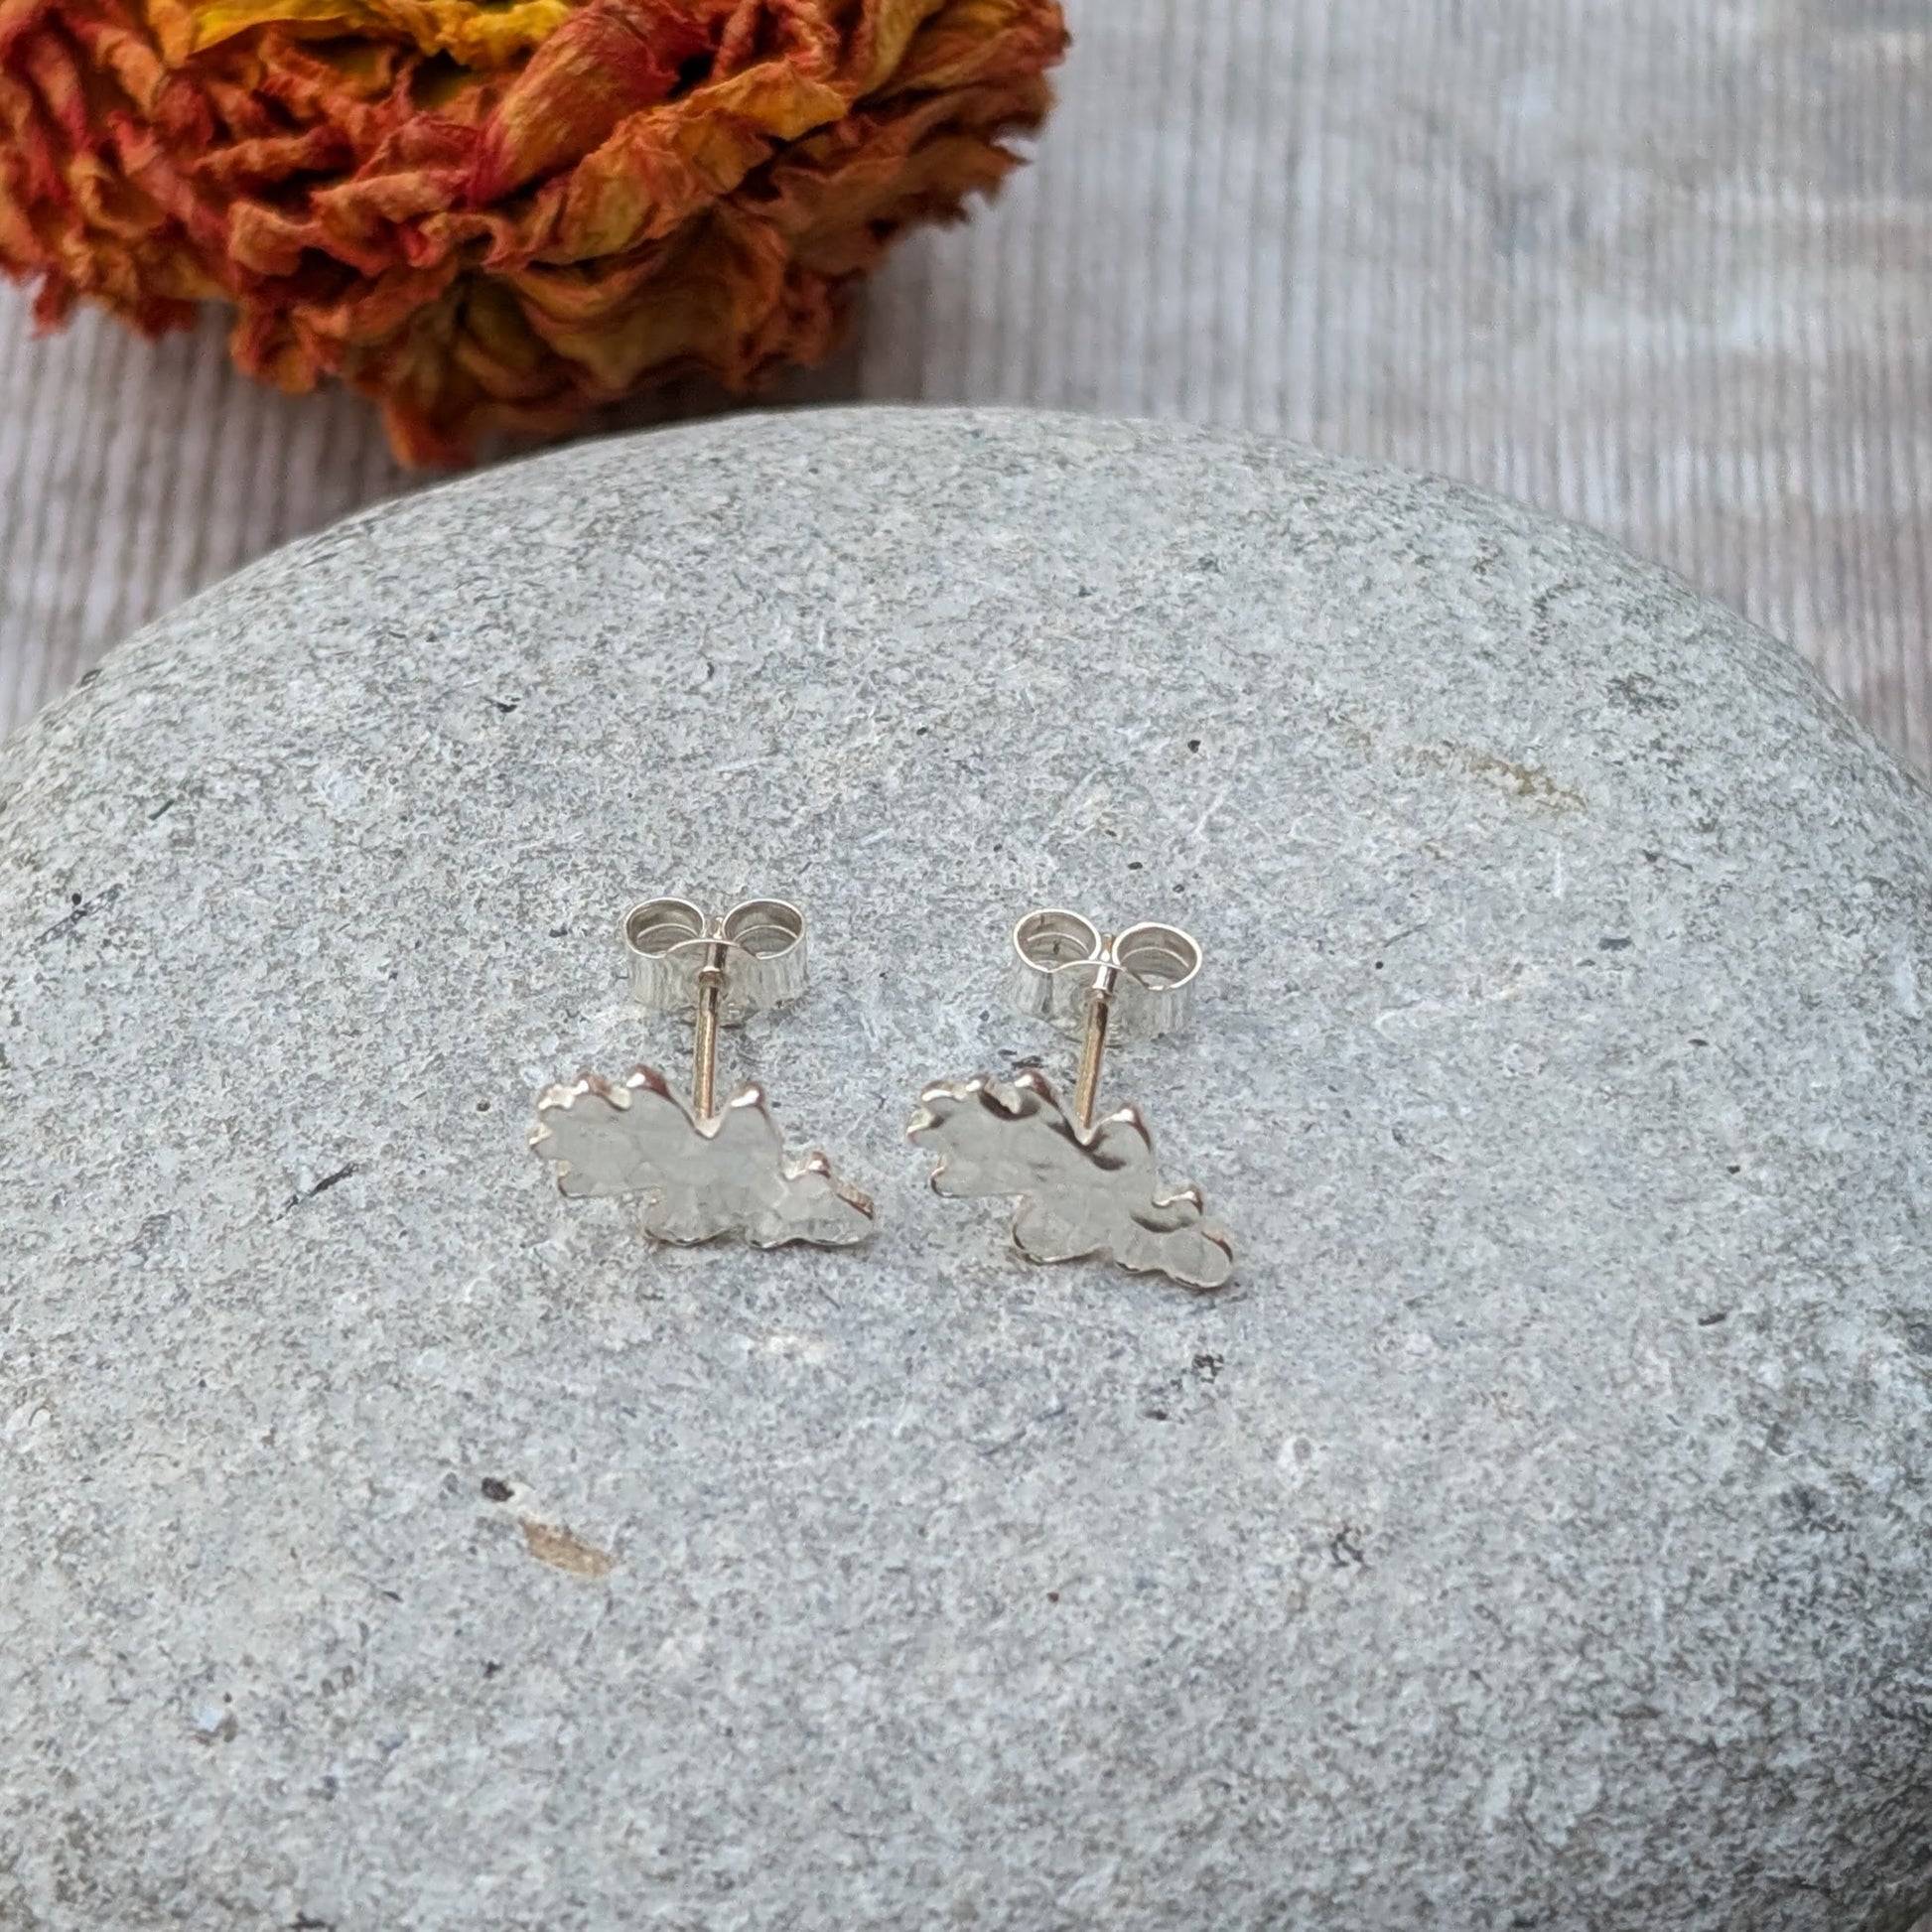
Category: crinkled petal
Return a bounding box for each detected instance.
[0,0,1068,461]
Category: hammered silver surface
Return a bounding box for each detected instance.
[909,1072,1233,1291]
[531,1067,874,1249]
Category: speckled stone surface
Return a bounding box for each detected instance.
[2,407,1929,1931]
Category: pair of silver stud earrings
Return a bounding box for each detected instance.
[528,897,1234,1291]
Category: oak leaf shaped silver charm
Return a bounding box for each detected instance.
[908,1068,1233,1291]
[531,1064,874,1249]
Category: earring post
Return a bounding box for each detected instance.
[691,931,728,1122]
[1071,946,1120,1132]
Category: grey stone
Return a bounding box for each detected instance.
[1,407,1929,1931]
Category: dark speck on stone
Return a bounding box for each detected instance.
[1599,936,1634,951]
[481,1477,512,1502]
[276,1162,359,1218]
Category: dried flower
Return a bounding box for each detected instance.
[0,0,1066,461]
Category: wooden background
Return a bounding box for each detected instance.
[1,0,1928,774]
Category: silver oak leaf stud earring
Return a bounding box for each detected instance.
[908,909,1234,1292]
[530,897,875,1250]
